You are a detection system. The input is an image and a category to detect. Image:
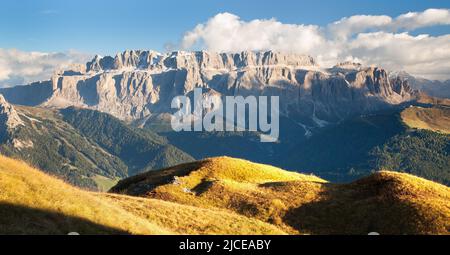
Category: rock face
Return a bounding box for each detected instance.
[0,94,23,130]
[389,71,450,99]
[0,50,414,127]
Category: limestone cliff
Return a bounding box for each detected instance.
[0,50,414,127]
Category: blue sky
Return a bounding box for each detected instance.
[1,0,450,55]
[1,0,450,86]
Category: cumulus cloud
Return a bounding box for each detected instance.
[329,9,450,39]
[348,32,450,79]
[394,8,450,30]
[328,15,392,39]
[181,9,450,80]
[182,13,325,54]
[0,49,90,87]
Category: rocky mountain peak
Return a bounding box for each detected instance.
[328,62,364,76]
[0,50,415,126]
[0,94,23,130]
[333,61,362,70]
[85,50,316,73]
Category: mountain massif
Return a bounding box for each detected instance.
[0,50,414,127]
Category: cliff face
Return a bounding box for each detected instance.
[0,94,24,144]
[0,50,414,126]
[0,94,23,130]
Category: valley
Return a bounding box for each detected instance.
[0,86,449,189]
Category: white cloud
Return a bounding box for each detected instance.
[394,8,450,30]
[182,13,325,54]
[347,32,450,79]
[181,9,450,80]
[0,49,90,87]
[2,9,449,85]
[328,15,392,39]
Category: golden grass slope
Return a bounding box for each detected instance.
[416,93,450,107]
[1,154,449,235]
[0,155,285,235]
[112,157,450,235]
[401,106,450,134]
[100,194,284,235]
[0,155,166,234]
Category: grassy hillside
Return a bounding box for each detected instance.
[61,107,194,175]
[0,105,195,190]
[112,157,450,235]
[0,155,285,235]
[0,155,165,234]
[1,154,448,235]
[0,106,128,190]
[401,106,450,134]
[416,93,450,106]
[281,107,450,185]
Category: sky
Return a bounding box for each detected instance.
[1,0,450,86]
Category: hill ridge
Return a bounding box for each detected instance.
[111,157,450,235]
[0,155,285,235]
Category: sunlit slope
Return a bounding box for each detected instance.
[99,194,284,235]
[0,155,167,234]
[401,106,450,134]
[2,154,448,235]
[112,157,450,234]
[0,155,285,235]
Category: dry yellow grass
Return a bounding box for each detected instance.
[100,193,284,235]
[0,155,168,234]
[401,106,450,134]
[111,157,326,233]
[416,93,450,107]
[0,155,285,235]
[113,157,450,235]
[2,154,449,235]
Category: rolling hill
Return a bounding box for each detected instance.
[0,154,448,234]
[0,155,285,235]
[111,157,450,235]
[401,106,450,134]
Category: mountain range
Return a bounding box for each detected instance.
[0,50,415,126]
[391,71,450,98]
[0,50,448,188]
